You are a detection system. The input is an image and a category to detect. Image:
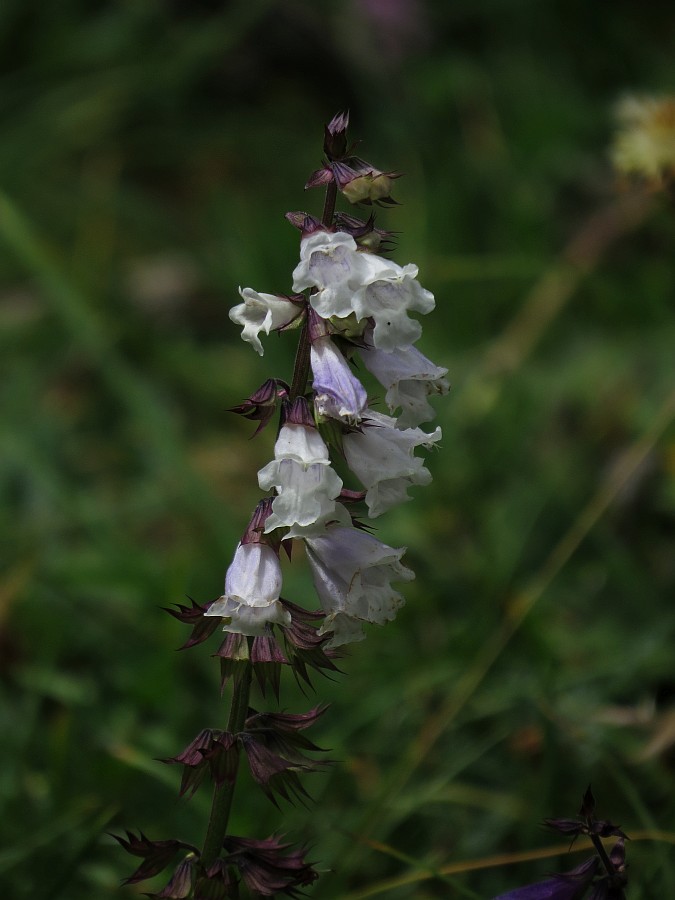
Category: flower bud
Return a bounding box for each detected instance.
[324,110,350,160]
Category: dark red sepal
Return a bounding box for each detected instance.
[164,598,221,649]
[111,831,198,885]
[229,378,290,437]
[221,834,319,897]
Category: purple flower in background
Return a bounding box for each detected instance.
[354,0,429,64]
[493,857,599,899]
[496,789,629,900]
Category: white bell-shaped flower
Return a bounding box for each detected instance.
[343,409,442,517]
[205,541,291,635]
[258,404,349,537]
[351,262,435,351]
[258,457,346,537]
[305,525,415,648]
[359,339,449,427]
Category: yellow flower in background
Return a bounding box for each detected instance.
[612,95,675,186]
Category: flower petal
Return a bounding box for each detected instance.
[305,526,414,647]
[343,410,442,517]
[359,339,449,427]
[230,288,301,355]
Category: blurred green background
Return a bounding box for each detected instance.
[1,1,674,897]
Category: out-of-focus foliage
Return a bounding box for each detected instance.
[1,1,674,897]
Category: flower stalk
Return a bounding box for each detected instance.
[200,658,253,871]
[116,111,447,898]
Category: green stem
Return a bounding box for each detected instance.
[200,660,254,870]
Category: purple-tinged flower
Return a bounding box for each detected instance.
[259,460,347,537]
[359,335,449,427]
[205,500,291,636]
[343,409,441,517]
[258,398,350,537]
[294,232,434,349]
[305,525,414,647]
[308,311,368,424]
[494,856,599,900]
[230,287,304,356]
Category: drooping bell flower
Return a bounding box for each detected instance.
[351,258,435,351]
[358,330,449,427]
[257,397,350,537]
[308,309,368,425]
[342,409,441,517]
[205,499,291,636]
[304,524,414,647]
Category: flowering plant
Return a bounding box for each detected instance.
[116,112,447,898]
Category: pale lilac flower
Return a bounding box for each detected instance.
[359,336,449,427]
[310,333,368,425]
[230,287,302,356]
[258,400,349,537]
[305,525,414,647]
[343,409,441,517]
[493,856,600,899]
[205,511,291,636]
